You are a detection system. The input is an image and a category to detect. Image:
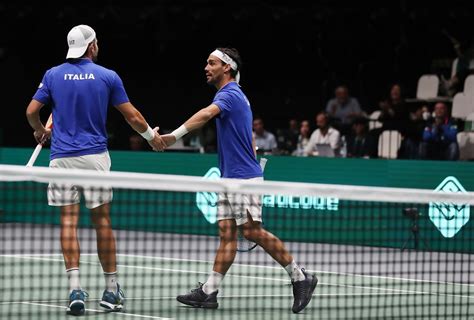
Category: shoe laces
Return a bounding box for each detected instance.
[117,287,125,299]
[293,274,309,294]
[71,289,89,300]
[191,282,205,293]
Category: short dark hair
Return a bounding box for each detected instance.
[316,111,329,119]
[216,47,242,79]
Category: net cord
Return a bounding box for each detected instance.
[1,164,473,204]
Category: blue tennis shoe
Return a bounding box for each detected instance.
[100,283,125,311]
[67,289,88,316]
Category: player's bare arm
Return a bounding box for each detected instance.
[160,104,221,147]
[26,99,51,144]
[115,102,167,151]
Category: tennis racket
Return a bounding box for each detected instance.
[237,157,268,252]
[26,114,53,167]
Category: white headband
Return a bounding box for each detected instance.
[210,49,241,83]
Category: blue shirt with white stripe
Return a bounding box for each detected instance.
[213,82,263,179]
[33,59,129,160]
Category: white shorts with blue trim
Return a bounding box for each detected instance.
[47,152,112,209]
[217,177,263,226]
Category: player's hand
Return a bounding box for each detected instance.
[33,127,51,145]
[160,134,177,147]
[147,127,167,151]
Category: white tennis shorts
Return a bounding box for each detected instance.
[48,152,112,209]
[217,177,263,226]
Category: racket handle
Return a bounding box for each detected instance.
[26,144,43,167]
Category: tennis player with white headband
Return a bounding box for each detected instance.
[161,47,318,313]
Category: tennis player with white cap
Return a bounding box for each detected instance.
[26,24,166,316]
[161,47,318,314]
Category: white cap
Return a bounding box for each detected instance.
[66,25,96,59]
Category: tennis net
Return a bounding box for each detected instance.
[1,164,473,319]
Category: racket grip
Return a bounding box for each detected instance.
[26,144,43,167]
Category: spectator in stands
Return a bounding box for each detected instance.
[304,112,341,157]
[345,117,377,158]
[199,122,218,153]
[325,85,363,135]
[420,102,459,160]
[129,133,146,151]
[277,118,299,154]
[180,122,217,153]
[440,33,474,97]
[182,130,204,152]
[377,83,409,132]
[398,105,430,159]
[253,117,277,154]
[292,120,311,156]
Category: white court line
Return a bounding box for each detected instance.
[0,255,288,283]
[2,255,474,301]
[112,253,474,288]
[20,302,173,319]
[115,292,473,299]
[1,291,443,306]
[3,253,474,288]
[0,253,63,257]
[1,256,65,263]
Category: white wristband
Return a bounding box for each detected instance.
[139,126,155,141]
[171,125,189,140]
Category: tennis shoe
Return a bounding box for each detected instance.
[100,283,125,311]
[66,289,88,316]
[176,282,218,309]
[291,269,318,313]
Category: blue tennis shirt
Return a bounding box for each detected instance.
[213,82,263,179]
[33,59,129,160]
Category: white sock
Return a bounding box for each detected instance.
[202,271,224,295]
[104,272,118,293]
[284,260,305,282]
[66,268,81,292]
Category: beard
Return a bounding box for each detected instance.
[206,74,216,86]
[206,72,223,86]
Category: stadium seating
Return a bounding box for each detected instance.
[368,111,383,131]
[457,112,474,160]
[416,75,439,100]
[377,130,402,159]
[452,92,474,120]
[463,74,474,97]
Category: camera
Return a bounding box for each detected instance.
[401,207,429,251]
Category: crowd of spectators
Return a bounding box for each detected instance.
[2,2,473,160]
[248,83,464,161]
[149,76,469,162]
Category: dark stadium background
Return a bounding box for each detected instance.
[1,1,473,149]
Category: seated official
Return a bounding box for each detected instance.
[304,112,341,157]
